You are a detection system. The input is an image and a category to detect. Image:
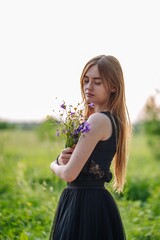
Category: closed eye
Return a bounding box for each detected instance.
[83,77,89,84]
[95,80,101,85]
[94,78,102,85]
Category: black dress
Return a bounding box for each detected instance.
[49,112,126,240]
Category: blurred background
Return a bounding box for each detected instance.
[0,0,160,239]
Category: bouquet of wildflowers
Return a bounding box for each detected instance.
[50,101,93,147]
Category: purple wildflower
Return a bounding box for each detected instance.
[69,111,75,116]
[88,102,94,108]
[60,102,66,109]
[74,121,90,135]
[74,123,84,135]
[81,121,91,133]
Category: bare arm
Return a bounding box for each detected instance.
[50,113,112,182]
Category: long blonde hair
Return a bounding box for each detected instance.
[80,55,131,193]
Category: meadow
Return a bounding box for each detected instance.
[0,127,160,240]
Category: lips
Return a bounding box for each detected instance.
[85,93,94,97]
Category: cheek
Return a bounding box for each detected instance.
[99,84,109,94]
[102,81,110,91]
[102,88,110,100]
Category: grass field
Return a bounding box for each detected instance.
[0,129,160,239]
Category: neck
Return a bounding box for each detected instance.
[93,105,109,113]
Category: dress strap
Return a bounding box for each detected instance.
[101,111,118,145]
[110,113,118,145]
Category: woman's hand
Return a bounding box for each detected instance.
[57,147,75,165]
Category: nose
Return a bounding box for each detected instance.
[86,80,93,90]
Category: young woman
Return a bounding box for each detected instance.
[49,55,131,240]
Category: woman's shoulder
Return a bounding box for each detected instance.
[87,112,112,130]
[87,112,112,141]
[88,111,111,122]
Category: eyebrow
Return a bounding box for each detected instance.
[84,75,101,80]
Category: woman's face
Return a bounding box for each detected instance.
[83,64,110,110]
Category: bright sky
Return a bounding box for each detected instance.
[0,0,160,123]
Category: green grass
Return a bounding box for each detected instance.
[0,129,160,239]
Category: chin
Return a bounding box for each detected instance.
[87,97,94,103]
[84,98,90,103]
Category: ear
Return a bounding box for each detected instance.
[111,88,116,92]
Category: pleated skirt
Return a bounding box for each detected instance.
[49,182,126,240]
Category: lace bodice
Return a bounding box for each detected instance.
[71,112,117,184]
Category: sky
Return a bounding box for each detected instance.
[0,0,160,123]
